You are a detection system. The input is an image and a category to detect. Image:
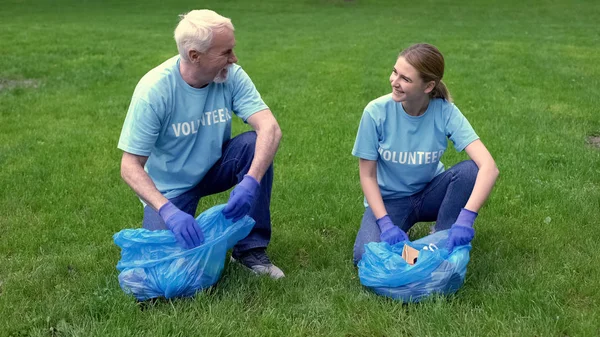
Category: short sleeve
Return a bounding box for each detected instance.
[117,97,162,156]
[352,110,380,160]
[446,104,479,152]
[230,67,269,121]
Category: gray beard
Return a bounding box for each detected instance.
[213,67,229,83]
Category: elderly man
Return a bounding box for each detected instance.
[118,9,284,279]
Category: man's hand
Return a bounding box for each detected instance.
[159,202,204,249]
[377,215,409,245]
[446,208,478,252]
[222,175,260,222]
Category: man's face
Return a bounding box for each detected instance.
[199,28,237,83]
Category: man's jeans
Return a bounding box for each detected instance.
[143,131,272,255]
[353,160,478,264]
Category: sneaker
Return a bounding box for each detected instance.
[231,248,285,279]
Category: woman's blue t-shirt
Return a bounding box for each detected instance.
[352,94,479,201]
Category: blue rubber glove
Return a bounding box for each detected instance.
[446,208,478,252]
[159,201,204,249]
[222,174,260,222]
[377,215,409,245]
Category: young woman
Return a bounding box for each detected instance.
[352,43,499,264]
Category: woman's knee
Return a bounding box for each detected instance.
[353,208,379,265]
[353,234,371,265]
[454,160,479,184]
[353,246,363,266]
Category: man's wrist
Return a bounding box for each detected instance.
[159,201,179,222]
[244,174,260,185]
[238,175,260,197]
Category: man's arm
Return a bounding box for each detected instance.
[244,109,282,182]
[221,108,281,221]
[120,152,169,211]
[121,152,203,248]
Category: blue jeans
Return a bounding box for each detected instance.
[142,131,272,255]
[353,160,478,264]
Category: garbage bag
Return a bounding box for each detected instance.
[358,229,471,302]
[113,204,255,300]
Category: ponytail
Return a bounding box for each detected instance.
[431,80,452,102]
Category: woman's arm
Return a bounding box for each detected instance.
[359,158,388,218]
[463,139,500,212]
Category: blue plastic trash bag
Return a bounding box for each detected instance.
[113,204,255,300]
[358,229,471,303]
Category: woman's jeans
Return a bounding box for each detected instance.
[142,131,272,256]
[353,160,478,264]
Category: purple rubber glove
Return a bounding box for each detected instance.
[377,215,409,245]
[159,201,204,249]
[446,208,478,252]
[222,174,260,222]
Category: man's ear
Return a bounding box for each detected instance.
[188,49,202,63]
[424,80,436,94]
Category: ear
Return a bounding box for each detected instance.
[423,80,436,94]
[188,49,202,63]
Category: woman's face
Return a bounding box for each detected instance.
[389,57,430,102]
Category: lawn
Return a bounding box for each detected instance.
[1,0,599,336]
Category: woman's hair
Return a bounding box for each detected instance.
[174,10,234,61]
[399,43,452,102]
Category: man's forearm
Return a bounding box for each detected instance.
[121,155,168,210]
[247,123,282,182]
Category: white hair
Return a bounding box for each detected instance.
[174,10,234,61]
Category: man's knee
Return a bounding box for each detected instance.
[229,131,257,163]
[142,206,168,230]
[236,131,257,147]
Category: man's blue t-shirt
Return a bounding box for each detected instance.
[118,56,268,199]
[352,94,479,202]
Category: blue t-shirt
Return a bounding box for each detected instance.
[352,94,479,202]
[118,56,268,199]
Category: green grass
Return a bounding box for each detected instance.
[1,0,600,335]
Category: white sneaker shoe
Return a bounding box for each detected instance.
[231,248,285,280]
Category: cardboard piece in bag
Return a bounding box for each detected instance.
[402,244,419,265]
